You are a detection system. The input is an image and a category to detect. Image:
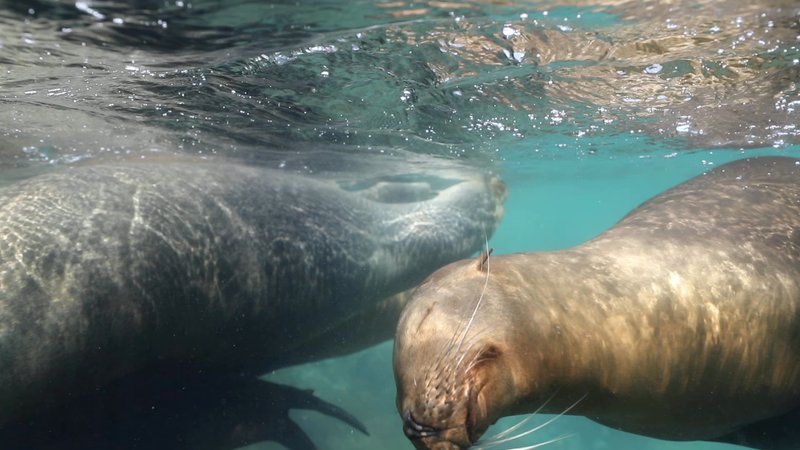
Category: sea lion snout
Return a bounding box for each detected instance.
[396,381,473,449]
[394,259,521,449]
[401,408,472,450]
[402,410,435,439]
[402,410,448,444]
[395,338,512,449]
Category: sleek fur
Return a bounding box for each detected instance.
[0,156,505,447]
[395,156,800,450]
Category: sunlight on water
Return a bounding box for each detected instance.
[0,0,799,449]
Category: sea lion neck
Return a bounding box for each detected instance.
[485,249,628,414]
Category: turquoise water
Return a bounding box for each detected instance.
[2,0,800,449]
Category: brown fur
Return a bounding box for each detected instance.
[395,156,800,450]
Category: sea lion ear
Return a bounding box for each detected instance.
[476,249,493,272]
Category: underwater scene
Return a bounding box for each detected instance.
[1,0,800,449]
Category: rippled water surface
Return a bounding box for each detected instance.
[2,0,800,449]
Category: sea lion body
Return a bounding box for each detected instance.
[0,157,505,430]
[394,156,800,449]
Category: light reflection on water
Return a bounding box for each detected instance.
[1,0,798,167]
[1,0,799,449]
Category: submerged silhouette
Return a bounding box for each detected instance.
[0,364,368,450]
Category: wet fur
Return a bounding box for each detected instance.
[0,156,506,447]
[395,156,800,450]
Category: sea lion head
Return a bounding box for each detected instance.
[393,254,525,449]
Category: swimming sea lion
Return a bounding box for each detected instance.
[0,155,505,437]
[394,156,800,450]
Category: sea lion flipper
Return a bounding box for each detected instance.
[300,393,370,436]
[270,418,318,450]
[257,380,370,436]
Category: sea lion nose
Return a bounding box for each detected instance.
[403,410,440,439]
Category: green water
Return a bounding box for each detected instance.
[2,0,799,448]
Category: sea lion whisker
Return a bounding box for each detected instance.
[454,248,492,365]
[462,336,499,374]
[476,390,559,444]
[432,326,467,371]
[457,324,493,351]
[432,324,476,366]
[436,296,482,370]
[433,229,492,369]
[431,303,481,371]
[430,313,493,384]
[496,433,576,450]
[455,325,495,372]
[474,393,586,448]
[463,354,483,373]
[426,324,491,388]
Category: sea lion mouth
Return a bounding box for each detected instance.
[402,407,479,449]
[403,410,442,439]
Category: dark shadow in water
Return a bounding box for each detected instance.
[0,363,368,450]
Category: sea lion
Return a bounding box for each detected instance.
[394,156,800,450]
[0,155,505,442]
